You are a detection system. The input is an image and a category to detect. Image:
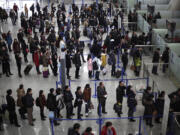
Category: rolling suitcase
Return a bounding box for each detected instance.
[24,64,33,75]
[43,67,49,78]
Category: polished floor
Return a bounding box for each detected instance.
[0,0,178,135]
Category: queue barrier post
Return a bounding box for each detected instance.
[92,81,97,98]
[138,116,142,135]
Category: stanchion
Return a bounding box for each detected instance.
[117,49,121,68]
[138,116,142,135]
[92,81,97,98]
[49,112,55,135]
[69,79,71,88]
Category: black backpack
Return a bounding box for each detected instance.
[36,97,40,107]
[93,61,98,70]
[21,96,27,107]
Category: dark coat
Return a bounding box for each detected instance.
[152,51,160,63]
[13,41,21,54]
[97,86,107,102]
[25,94,34,108]
[116,85,126,101]
[66,54,71,68]
[127,90,137,108]
[74,53,81,67]
[47,93,57,110]
[162,50,169,63]
[64,91,74,103]
[155,98,164,114]
[74,91,83,107]
[122,52,128,65]
[6,95,16,111]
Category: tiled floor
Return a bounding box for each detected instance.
[0,0,178,135]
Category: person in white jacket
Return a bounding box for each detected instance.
[92,55,102,80]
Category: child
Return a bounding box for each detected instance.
[113,102,122,117]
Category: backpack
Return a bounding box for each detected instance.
[68,128,75,135]
[93,61,98,70]
[36,97,40,107]
[108,57,112,65]
[46,95,53,109]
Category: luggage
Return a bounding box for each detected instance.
[130,65,135,71]
[24,64,33,75]
[43,67,49,78]
[116,70,121,78]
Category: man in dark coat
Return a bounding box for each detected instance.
[97,82,107,115]
[64,86,74,119]
[6,89,20,127]
[152,48,160,75]
[47,88,60,126]
[74,50,81,79]
[25,88,35,126]
[116,81,126,104]
[162,47,169,73]
[15,53,22,77]
[110,51,116,76]
[121,48,128,73]
[66,50,71,79]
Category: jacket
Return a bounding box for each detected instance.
[116,85,126,101]
[92,57,102,71]
[97,86,107,102]
[162,50,169,63]
[152,51,160,63]
[39,95,46,108]
[47,93,57,110]
[121,52,128,65]
[13,41,21,54]
[64,91,74,103]
[127,90,137,108]
[74,53,81,67]
[66,54,71,68]
[87,58,93,71]
[25,93,34,108]
[74,91,83,107]
[6,95,16,111]
[33,51,40,66]
[101,126,117,135]
[83,88,91,102]
[101,53,107,67]
[17,88,25,107]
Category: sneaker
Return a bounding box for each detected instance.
[85,113,88,117]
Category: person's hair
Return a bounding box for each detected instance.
[76,86,81,92]
[99,82,103,86]
[39,90,43,96]
[50,88,54,94]
[146,86,151,91]
[65,85,69,90]
[119,81,123,84]
[105,121,112,127]
[27,88,32,93]
[73,123,80,130]
[159,91,165,97]
[7,89,12,95]
[85,84,90,89]
[85,127,92,133]
[19,84,24,89]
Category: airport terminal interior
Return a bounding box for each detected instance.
[0,0,180,135]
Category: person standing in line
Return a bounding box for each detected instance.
[47,88,60,126]
[56,88,64,118]
[21,39,28,63]
[82,127,94,135]
[25,88,35,126]
[64,86,74,119]
[97,82,107,115]
[116,81,126,104]
[152,48,160,75]
[16,84,26,119]
[74,50,81,79]
[121,48,128,73]
[126,85,137,122]
[93,55,102,80]
[87,54,93,78]
[74,87,83,119]
[13,39,21,54]
[6,89,21,127]
[65,50,72,79]
[68,123,81,135]
[110,51,116,77]
[33,48,41,74]
[161,47,169,73]
[6,31,13,52]
[15,53,22,77]
[24,4,28,18]
[38,90,47,121]
[83,84,92,117]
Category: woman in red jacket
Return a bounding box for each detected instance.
[101,121,117,135]
[33,49,41,74]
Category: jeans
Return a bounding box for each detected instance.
[85,101,90,113]
[77,104,82,118]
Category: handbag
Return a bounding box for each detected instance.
[130,65,135,71]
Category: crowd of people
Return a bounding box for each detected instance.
[0,1,179,134]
